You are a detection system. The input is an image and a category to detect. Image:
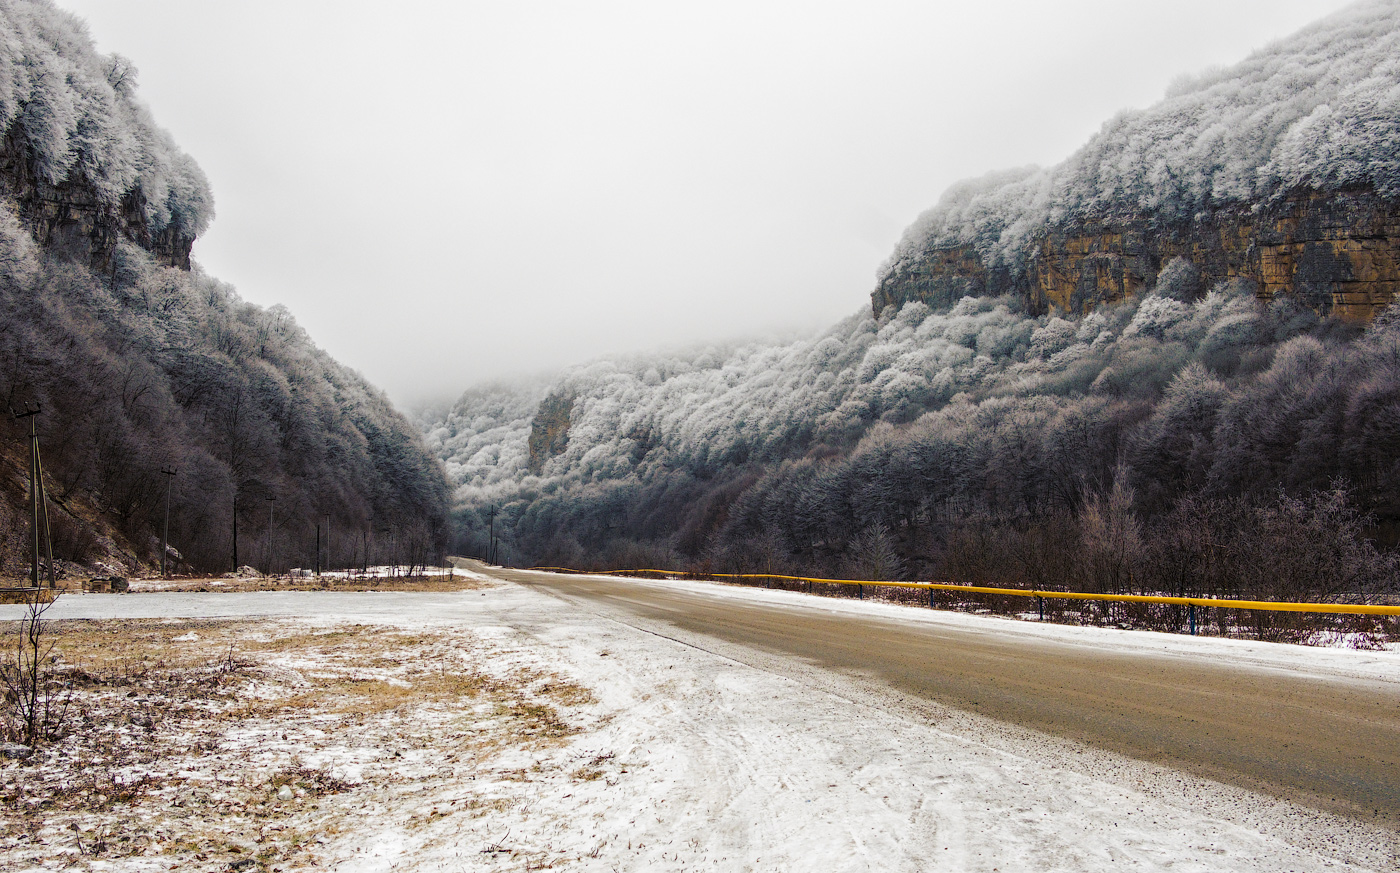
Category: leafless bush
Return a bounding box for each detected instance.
[1079,475,1144,595]
[48,510,99,564]
[1,591,72,746]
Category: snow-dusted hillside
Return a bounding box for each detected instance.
[881,0,1400,282]
[0,0,450,575]
[0,0,212,239]
[426,2,1400,617]
[435,284,1297,500]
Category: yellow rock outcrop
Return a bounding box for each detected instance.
[875,189,1400,320]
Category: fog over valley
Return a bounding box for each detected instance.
[62,0,1352,407]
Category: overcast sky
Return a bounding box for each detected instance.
[61,0,1353,409]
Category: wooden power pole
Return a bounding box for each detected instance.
[160,467,177,577]
[11,404,53,588]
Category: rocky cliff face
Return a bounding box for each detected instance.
[0,127,195,272]
[527,393,574,475]
[873,187,1400,320]
[875,2,1400,322]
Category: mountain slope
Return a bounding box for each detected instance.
[876,0,1400,319]
[424,2,1400,620]
[0,0,449,577]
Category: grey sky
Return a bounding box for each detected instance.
[60,0,1353,409]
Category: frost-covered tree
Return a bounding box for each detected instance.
[0,1,213,240]
[847,523,904,582]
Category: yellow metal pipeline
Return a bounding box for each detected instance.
[526,567,1400,617]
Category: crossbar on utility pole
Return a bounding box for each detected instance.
[160,468,177,578]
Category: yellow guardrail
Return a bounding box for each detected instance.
[526,566,1400,617]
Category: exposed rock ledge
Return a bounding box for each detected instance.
[0,126,195,272]
[873,188,1400,320]
[527,393,575,475]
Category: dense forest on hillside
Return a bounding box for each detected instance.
[426,2,1400,637]
[428,279,1400,611]
[0,0,449,576]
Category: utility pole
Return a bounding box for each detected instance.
[326,514,333,575]
[315,522,321,576]
[160,467,177,578]
[232,495,239,573]
[489,504,496,565]
[11,404,53,588]
[265,494,276,577]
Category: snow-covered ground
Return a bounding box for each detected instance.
[5,576,1397,871]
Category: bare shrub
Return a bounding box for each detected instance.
[1079,474,1143,596]
[1,591,71,746]
[48,510,99,564]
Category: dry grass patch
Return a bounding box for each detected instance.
[136,572,495,594]
[0,616,601,871]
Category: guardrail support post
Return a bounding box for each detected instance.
[928,586,934,609]
[1037,595,1044,621]
[858,584,863,600]
[1189,604,1196,636]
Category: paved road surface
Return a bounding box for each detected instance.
[480,562,1400,828]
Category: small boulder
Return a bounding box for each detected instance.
[0,743,32,759]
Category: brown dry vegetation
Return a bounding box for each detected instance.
[0,616,597,871]
[130,572,493,594]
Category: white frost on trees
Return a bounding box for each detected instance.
[0,1,213,238]
[881,0,1400,284]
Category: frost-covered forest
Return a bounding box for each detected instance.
[0,0,449,574]
[882,0,1400,285]
[426,272,1400,612]
[0,0,211,244]
[426,3,1400,620]
[0,227,452,572]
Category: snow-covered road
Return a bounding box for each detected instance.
[11,573,1398,871]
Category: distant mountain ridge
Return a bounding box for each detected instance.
[876,0,1400,320]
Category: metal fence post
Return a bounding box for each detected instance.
[1189,603,1196,636]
